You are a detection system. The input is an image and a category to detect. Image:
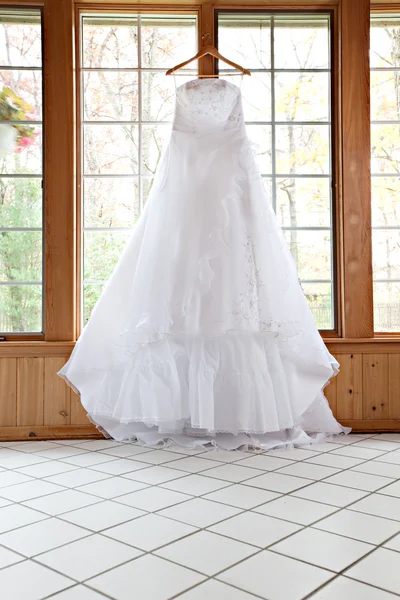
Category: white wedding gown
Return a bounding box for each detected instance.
[59,78,349,449]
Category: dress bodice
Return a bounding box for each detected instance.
[172,78,245,135]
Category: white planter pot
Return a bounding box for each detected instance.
[0,124,17,155]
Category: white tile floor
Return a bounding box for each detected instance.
[0,434,400,599]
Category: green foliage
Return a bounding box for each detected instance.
[0,177,42,332]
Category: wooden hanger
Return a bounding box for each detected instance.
[166,33,251,77]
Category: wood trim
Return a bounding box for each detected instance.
[214,2,338,6]
[0,425,100,441]
[44,0,76,341]
[341,420,400,431]
[0,338,399,358]
[75,4,82,334]
[75,1,339,6]
[331,4,342,336]
[0,0,43,4]
[0,342,75,357]
[75,3,201,11]
[327,341,400,353]
[340,0,373,338]
[371,3,400,8]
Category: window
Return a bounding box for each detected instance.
[217,13,335,330]
[371,15,400,332]
[80,13,197,323]
[0,9,43,334]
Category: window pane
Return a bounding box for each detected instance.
[81,14,197,323]
[84,177,140,228]
[217,16,271,69]
[301,282,333,329]
[82,17,138,68]
[141,16,197,69]
[274,16,330,69]
[276,125,330,175]
[371,15,400,331]
[0,178,42,227]
[84,231,131,281]
[372,229,400,280]
[276,177,331,227]
[372,177,400,226]
[371,17,400,68]
[374,282,400,332]
[83,71,138,122]
[0,71,42,119]
[275,72,329,122]
[0,284,41,332]
[0,231,42,281]
[83,283,104,324]
[239,72,271,122]
[142,123,170,175]
[0,9,42,334]
[141,72,176,122]
[371,123,400,174]
[218,12,333,329]
[84,124,139,175]
[0,13,41,67]
[0,124,41,175]
[371,71,399,121]
[283,229,332,281]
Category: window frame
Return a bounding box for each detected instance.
[0,0,377,345]
[370,5,400,335]
[0,4,45,341]
[215,8,341,335]
[74,5,202,331]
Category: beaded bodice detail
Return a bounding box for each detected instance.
[173,78,245,135]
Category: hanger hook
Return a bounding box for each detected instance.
[202,32,211,45]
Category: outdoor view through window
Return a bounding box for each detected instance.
[0,9,43,334]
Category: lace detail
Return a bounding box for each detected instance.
[232,235,262,326]
[174,78,245,135]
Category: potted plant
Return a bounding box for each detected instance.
[0,87,37,155]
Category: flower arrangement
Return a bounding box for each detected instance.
[0,87,37,152]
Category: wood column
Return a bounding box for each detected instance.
[341,0,373,337]
[44,0,76,341]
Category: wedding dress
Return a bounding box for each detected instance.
[59,78,349,449]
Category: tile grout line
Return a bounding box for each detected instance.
[0,435,399,600]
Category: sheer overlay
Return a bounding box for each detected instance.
[59,79,349,449]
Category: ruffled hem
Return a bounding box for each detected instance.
[58,330,348,449]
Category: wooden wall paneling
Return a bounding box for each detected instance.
[363,354,390,419]
[16,358,44,426]
[324,375,337,416]
[44,357,71,425]
[336,353,363,420]
[0,359,17,426]
[44,0,76,341]
[389,354,400,419]
[341,0,373,337]
[70,389,90,425]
